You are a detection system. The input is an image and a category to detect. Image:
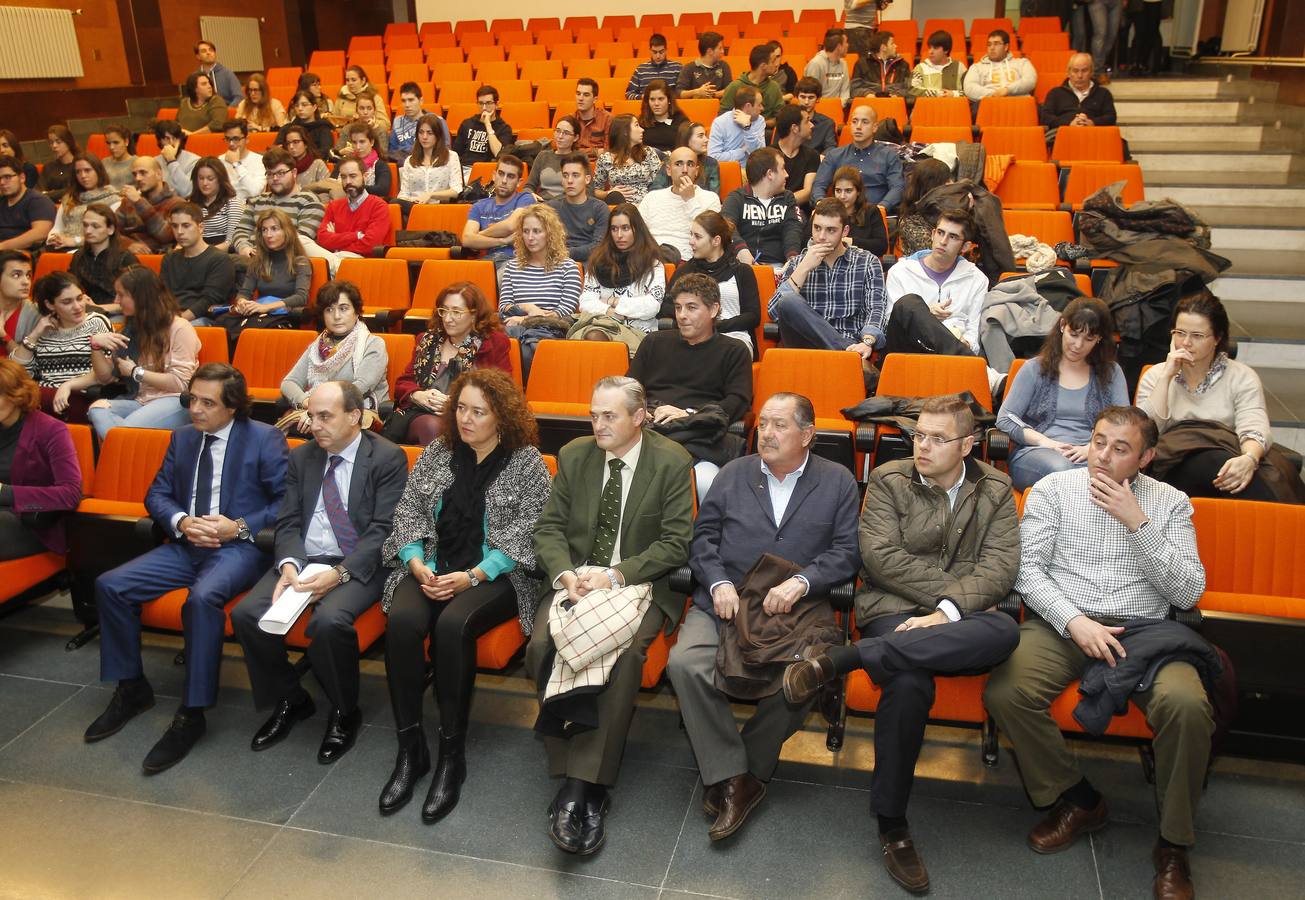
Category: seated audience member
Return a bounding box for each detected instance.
[0,130,40,191]
[84,363,287,773]
[984,405,1210,900]
[40,126,78,202]
[627,272,752,500]
[195,40,242,106]
[883,208,988,357]
[811,105,904,210]
[316,157,391,260]
[638,149,722,263]
[330,92,389,163]
[220,120,267,199]
[665,211,760,354]
[526,375,694,856]
[793,78,838,155]
[160,203,236,325]
[46,154,120,251]
[638,80,689,154]
[499,206,581,378]
[0,155,57,252]
[0,358,83,558]
[719,45,784,124]
[547,152,608,262]
[232,147,328,263]
[965,30,1037,101]
[452,85,516,178]
[897,159,953,255]
[1137,291,1300,503]
[593,115,661,206]
[297,72,334,119]
[20,271,113,421]
[577,203,666,337]
[997,298,1128,490]
[233,380,407,766]
[804,28,851,104]
[389,282,510,446]
[626,35,683,100]
[668,390,858,841]
[379,369,550,819]
[1041,53,1118,131]
[189,156,244,251]
[117,156,180,253]
[850,31,911,99]
[277,124,333,196]
[462,155,536,264]
[335,66,383,123]
[100,125,135,189]
[574,79,613,161]
[768,41,799,99]
[649,121,720,196]
[280,281,389,418]
[707,86,766,165]
[280,91,338,157]
[69,204,137,310]
[227,209,312,331]
[396,114,463,219]
[86,266,200,437]
[526,117,582,202]
[784,395,1021,894]
[0,250,38,357]
[773,105,820,207]
[153,120,202,199]
[678,31,732,100]
[389,82,428,165]
[721,148,803,268]
[177,72,227,135]
[828,166,889,257]
[769,198,885,368]
[910,31,967,97]
[333,122,392,199]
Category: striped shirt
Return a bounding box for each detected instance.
[625,60,684,99]
[1016,467,1206,637]
[232,190,326,255]
[25,312,112,387]
[201,196,245,247]
[771,244,887,344]
[497,258,582,317]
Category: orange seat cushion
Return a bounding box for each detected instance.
[1197,591,1305,620]
[1049,681,1153,738]
[76,499,148,518]
[476,618,527,669]
[641,628,675,688]
[284,600,388,652]
[139,588,246,635]
[845,670,990,723]
[0,552,66,603]
[248,387,283,401]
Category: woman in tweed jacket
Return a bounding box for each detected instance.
[378,369,551,823]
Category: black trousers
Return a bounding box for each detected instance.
[385,573,518,732]
[857,610,1020,817]
[1161,449,1278,503]
[0,511,48,561]
[1130,2,1163,70]
[885,295,975,358]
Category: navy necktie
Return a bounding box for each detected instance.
[192,433,217,517]
[322,454,359,555]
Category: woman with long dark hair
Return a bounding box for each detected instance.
[190,156,243,251]
[828,165,889,257]
[69,204,136,314]
[15,271,114,422]
[577,203,665,336]
[39,125,79,202]
[593,114,662,205]
[665,211,760,354]
[897,158,952,254]
[638,79,689,153]
[177,72,227,135]
[278,90,337,157]
[396,114,463,219]
[46,154,120,251]
[236,73,288,132]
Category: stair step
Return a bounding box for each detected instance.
[1116,100,1249,122]
[1241,344,1305,377]
[1192,207,1305,228]
[1218,249,1305,277]
[1145,181,1305,207]
[1131,151,1303,174]
[1108,77,1279,102]
[1210,275,1305,304]
[1122,126,1293,149]
[1224,299,1305,342]
[1210,226,1305,252]
[1258,367,1305,422]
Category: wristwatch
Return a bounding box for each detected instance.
[465,569,481,587]
[235,517,250,541]
[131,365,145,383]
[333,564,351,584]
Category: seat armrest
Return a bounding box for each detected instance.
[134,516,167,545]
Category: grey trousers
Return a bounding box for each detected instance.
[666,606,814,786]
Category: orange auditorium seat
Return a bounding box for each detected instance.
[1051,125,1124,163]
[525,340,630,417]
[976,95,1039,128]
[231,329,316,401]
[993,161,1060,209]
[336,258,411,316]
[1061,162,1144,209]
[406,203,471,234]
[408,258,498,327]
[981,126,1048,162]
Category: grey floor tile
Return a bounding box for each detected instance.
[0,780,276,899]
[0,675,81,749]
[226,827,661,899]
[0,685,334,824]
[0,609,103,685]
[288,719,696,887]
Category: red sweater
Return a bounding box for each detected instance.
[394,329,511,407]
[316,194,391,255]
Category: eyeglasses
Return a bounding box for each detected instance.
[1170,328,1211,342]
[225,134,245,142]
[554,127,575,136]
[437,307,470,319]
[266,168,294,178]
[909,431,968,447]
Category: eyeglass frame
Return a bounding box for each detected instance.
[907,429,971,448]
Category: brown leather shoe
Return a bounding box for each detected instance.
[782,653,834,705]
[880,827,930,894]
[1028,798,1109,854]
[708,773,766,841]
[1153,843,1194,899]
[702,781,723,818]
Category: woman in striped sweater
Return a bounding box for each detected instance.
[13,271,114,423]
[190,157,244,252]
[497,205,581,381]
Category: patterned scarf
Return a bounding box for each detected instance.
[308,320,370,382]
[411,328,484,388]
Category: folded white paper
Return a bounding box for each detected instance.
[258,563,332,635]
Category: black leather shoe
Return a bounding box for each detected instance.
[317,707,362,764]
[548,788,584,853]
[880,827,930,894]
[576,787,610,856]
[422,729,466,823]
[251,694,316,752]
[84,680,154,743]
[379,725,430,815]
[142,709,206,774]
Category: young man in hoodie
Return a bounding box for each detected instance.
[909,31,967,98]
[964,30,1037,101]
[883,207,988,357]
[721,148,804,269]
[851,32,911,99]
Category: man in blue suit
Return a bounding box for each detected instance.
[84,363,288,774]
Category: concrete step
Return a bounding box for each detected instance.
[1145,181,1305,208]
[1251,367,1305,423]
[1219,249,1305,277]
[1192,206,1305,228]
[1225,299,1305,342]
[1209,274,1305,304]
[1210,226,1305,252]
[1131,151,1304,175]
[1108,77,1279,102]
[1122,124,1299,149]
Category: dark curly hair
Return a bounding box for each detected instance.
[440,368,538,452]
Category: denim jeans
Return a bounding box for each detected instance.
[88,395,192,439]
[1089,0,1123,71]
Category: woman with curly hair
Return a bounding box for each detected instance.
[386,282,510,446]
[236,73,288,132]
[378,367,551,821]
[498,206,582,379]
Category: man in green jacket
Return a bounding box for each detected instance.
[719,44,785,125]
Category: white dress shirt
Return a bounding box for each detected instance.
[917,463,968,622]
[170,419,233,536]
[600,436,644,567]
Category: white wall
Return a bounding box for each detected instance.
[414,1,846,26]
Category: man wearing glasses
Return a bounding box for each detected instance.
[221,119,266,200]
[231,147,328,266]
[782,393,1021,894]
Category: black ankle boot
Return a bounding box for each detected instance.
[379,725,430,815]
[421,728,466,823]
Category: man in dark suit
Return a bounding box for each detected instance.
[84,363,288,774]
[231,381,408,764]
[667,392,860,842]
[527,375,694,856]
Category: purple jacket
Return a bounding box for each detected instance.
[8,411,83,554]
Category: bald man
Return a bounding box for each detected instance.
[637,147,722,262]
[118,156,182,253]
[1040,53,1117,130]
[810,105,904,211]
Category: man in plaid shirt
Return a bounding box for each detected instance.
[985,406,1210,900]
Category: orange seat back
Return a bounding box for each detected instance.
[136,254,163,274]
[507,337,523,389]
[35,252,72,279]
[520,59,565,84]
[1003,209,1074,247]
[193,326,230,365]
[717,160,743,199]
[852,96,908,131]
[994,161,1060,209]
[1062,162,1144,208]
[378,333,415,394]
[407,203,471,234]
[1022,32,1070,52]
[336,258,411,312]
[981,126,1047,163]
[413,258,499,310]
[910,125,972,145]
[877,353,994,411]
[67,423,94,495]
[525,340,629,404]
[975,95,1038,128]
[90,428,173,502]
[753,349,864,422]
[911,96,972,128]
[231,329,316,391]
[1016,17,1062,36]
[1051,125,1124,163]
[1190,498,1305,606]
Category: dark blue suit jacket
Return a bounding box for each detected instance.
[145,417,289,537]
[689,452,861,615]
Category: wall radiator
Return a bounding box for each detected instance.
[0,6,83,79]
[200,16,264,74]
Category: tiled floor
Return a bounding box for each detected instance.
[2,597,1304,900]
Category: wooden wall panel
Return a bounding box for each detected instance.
[0,0,130,92]
[161,0,293,84]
